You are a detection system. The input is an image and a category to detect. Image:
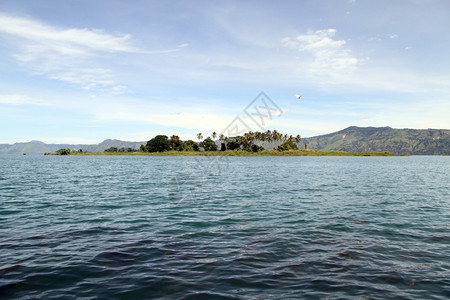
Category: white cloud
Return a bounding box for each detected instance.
[282,29,358,81]
[0,94,46,106]
[0,13,140,57]
[0,13,145,94]
[49,68,115,90]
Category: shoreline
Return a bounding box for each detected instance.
[45,150,399,156]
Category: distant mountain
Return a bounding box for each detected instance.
[302,126,450,155]
[0,139,145,154]
[2,127,449,155]
[93,139,145,152]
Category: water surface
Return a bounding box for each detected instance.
[1,155,449,299]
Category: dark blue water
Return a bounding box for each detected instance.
[1,155,449,299]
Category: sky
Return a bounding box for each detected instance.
[1,0,449,144]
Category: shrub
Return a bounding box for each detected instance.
[56,148,71,155]
[277,141,298,151]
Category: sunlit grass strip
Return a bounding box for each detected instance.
[48,150,398,156]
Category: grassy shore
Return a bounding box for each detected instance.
[46,150,398,156]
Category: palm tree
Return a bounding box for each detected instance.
[254,131,262,146]
[244,131,254,144]
[266,130,273,142]
[272,130,281,148]
[295,134,301,144]
[197,133,203,142]
[288,135,294,143]
[272,130,280,142]
[261,131,267,143]
[211,132,217,140]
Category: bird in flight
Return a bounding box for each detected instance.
[295,94,302,99]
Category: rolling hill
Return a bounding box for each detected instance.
[302,126,450,155]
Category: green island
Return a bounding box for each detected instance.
[45,130,397,156]
[46,150,396,156]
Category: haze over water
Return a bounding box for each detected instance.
[1,155,449,299]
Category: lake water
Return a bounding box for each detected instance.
[0,155,449,299]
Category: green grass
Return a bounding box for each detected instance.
[46,150,398,156]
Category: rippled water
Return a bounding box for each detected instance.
[1,155,449,299]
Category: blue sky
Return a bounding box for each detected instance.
[1,0,449,144]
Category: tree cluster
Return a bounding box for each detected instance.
[104,147,137,152]
[55,148,71,155]
[144,135,201,152]
[217,130,301,152]
[141,130,301,153]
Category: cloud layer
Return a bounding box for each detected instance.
[282,29,358,81]
[0,13,141,93]
[0,13,139,57]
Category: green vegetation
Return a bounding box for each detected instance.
[46,130,399,156]
[9,127,449,155]
[128,130,304,154]
[55,148,71,155]
[146,135,171,152]
[49,149,396,156]
[277,140,299,151]
[200,137,218,151]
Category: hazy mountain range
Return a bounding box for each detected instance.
[0,139,145,155]
[1,127,449,155]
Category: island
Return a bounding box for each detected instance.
[45,130,397,156]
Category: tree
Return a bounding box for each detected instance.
[266,130,273,142]
[227,138,241,150]
[104,147,118,152]
[211,132,217,140]
[56,148,71,155]
[182,140,199,151]
[140,144,147,152]
[200,137,218,151]
[272,130,281,142]
[244,131,255,145]
[254,131,263,147]
[197,133,203,142]
[277,140,299,151]
[170,135,183,151]
[251,144,264,152]
[242,140,263,152]
[219,134,226,151]
[146,135,170,152]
